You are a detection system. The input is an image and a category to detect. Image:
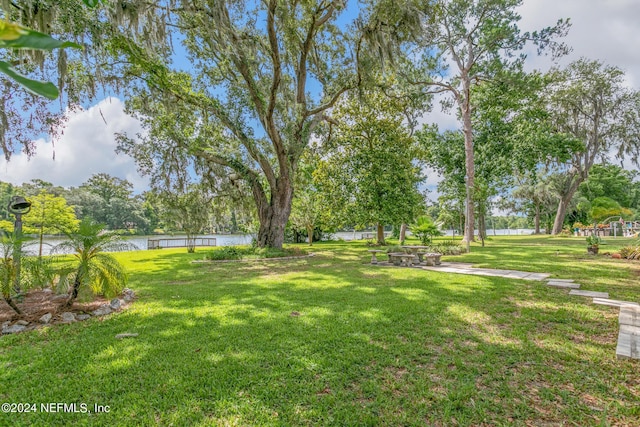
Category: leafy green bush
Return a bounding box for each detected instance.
[205,246,245,260]
[205,246,307,261]
[558,229,572,237]
[586,235,602,247]
[434,244,463,255]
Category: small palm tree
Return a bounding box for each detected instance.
[0,234,22,314]
[53,218,134,308]
[411,216,442,245]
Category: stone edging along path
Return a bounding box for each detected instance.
[383,261,639,361]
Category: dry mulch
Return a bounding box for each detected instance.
[0,289,110,324]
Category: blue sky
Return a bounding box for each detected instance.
[1,0,639,193]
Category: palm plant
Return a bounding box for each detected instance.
[0,233,60,315]
[0,234,22,314]
[52,218,135,307]
[411,216,442,246]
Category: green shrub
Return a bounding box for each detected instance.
[205,246,307,261]
[411,216,442,245]
[205,246,244,260]
[586,235,602,247]
[258,247,307,258]
[428,243,463,255]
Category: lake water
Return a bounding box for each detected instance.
[25,229,535,256]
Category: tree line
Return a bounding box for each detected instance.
[1,1,639,249]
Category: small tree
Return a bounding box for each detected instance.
[411,216,442,245]
[158,185,214,253]
[589,197,632,227]
[315,90,425,245]
[547,59,640,234]
[23,191,79,258]
[53,218,133,307]
[289,190,323,246]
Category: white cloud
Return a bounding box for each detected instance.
[518,0,640,88]
[420,0,640,201]
[0,97,149,192]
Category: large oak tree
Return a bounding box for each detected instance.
[102,1,366,248]
[547,59,640,234]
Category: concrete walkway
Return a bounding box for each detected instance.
[419,262,551,281]
[378,261,639,360]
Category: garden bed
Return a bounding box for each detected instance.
[200,245,309,261]
[0,290,106,323]
[193,253,315,263]
[1,288,135,334]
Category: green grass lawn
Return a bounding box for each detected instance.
[1,235,639,426]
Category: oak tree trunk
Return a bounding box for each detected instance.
[255,180,294,249]
[399,223,407,245]
[460,78,475,253]
[306,225,314,246]
[552,195,571,235]
[477,210,486,247]
[534,203,541,234]
[377,223,386,245]
[552,177,582,235]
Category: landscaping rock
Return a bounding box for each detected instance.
[61,312,76,323]
[122,288,135,302]
[2,324,27,334]
[109,298,122,311]
[115,333,138,339]
[15,320,29,326]
[92,304,112,316]
[76,314,91,321]
[52,294,68,302]
[39,313,53,324]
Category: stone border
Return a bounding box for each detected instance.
[192,253,315,264]
[1,288,136,336]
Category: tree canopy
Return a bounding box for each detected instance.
[365,0,569,250]
[546,59,640,233]
[107,0,369,248]
[314,89,425,244]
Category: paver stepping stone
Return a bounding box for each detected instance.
[619,305,640,327]
[592,298,640,308]
[568,290,609,298]
[522,273,551,281]
[420,263,550,281]
[616,324,640,360]
[501,271,531,278]
[547,281,580,289]
[547,278,575,282]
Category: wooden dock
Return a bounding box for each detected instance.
[147,237,217,249]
